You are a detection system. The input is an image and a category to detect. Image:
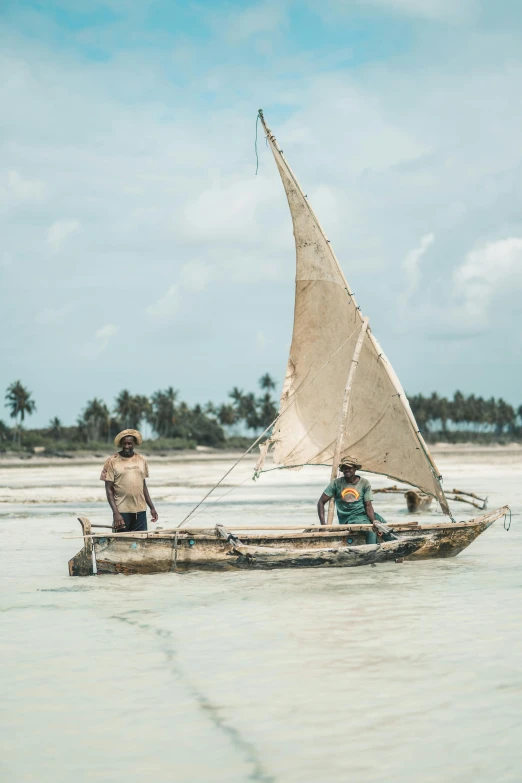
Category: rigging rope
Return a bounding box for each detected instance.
[175,419,279,528]
[254,110,261,175]
[176,474,254,526]
[253,462,330,479]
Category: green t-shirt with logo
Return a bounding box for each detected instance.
[323,476,373,525]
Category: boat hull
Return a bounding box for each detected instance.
[68,506,508,576]
[93,536,425,573]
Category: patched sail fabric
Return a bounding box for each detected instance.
[263,117,449,513]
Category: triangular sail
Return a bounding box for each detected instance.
[260,112,449,514]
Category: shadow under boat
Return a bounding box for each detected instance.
[68,505,509,576]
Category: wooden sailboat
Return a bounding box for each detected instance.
[69,507,508,575]
[68,111,508,576]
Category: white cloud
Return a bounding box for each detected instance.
[224,0,286,43]
[47,219,80,253]
[83,322,120,360]
[147,284,181,324]
[401,233,435,304]
[452,237,522,326]
[5,170,47,201]
[146,263,211,325]
[355,0,476,22]
[95,323,119,353]
[180,179,263,242]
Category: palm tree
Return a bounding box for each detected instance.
[229,386,244,408]
[485,397,498,435]
[258,391,278,429]
[79,398,110,442]
[49,417,62,440]
[217,404,236,427]
[115,391,151,430]
[229,387,247,427]
[259,373,276,391]
[204,401,217,417]
[130,395,152,430]
[451,391,465,429]
[0,419,10,443]
[438,393,451,435]
[243,392,261,433]
[495,398,515,436]
[148,387,178,437]
[114,390,133,428]
[409,393,430,433]
[5,381,36,445]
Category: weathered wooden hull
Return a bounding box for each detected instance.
[90,536,422,574]
[221,537,426,570]
[68,506,508,576]
[400,512,499,560]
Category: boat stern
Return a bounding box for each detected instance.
[68,517,95,576]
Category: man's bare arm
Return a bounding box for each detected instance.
[317,493,332,526]
[364,500,377,524]
[105,481,125,530]
[143,480,158,523]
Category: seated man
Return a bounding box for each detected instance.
[317,455,389,544]
[101,428,158,532]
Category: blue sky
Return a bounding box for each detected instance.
[2,0,522,427]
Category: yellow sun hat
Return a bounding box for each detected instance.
[114,429,143,447]
[338,455,362,469]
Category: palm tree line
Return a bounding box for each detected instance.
[408,392,521,438]
[3,380,522,450]
[1,375,279,449]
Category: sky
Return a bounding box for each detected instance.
[2,0,522,427]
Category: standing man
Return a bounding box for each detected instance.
[101,429,158,532]
[317,455,389,544]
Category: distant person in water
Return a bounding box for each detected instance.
[317,455,389,544]
[100,429,158,532]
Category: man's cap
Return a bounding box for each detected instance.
[114,429,143,447]
[339,455,362,469]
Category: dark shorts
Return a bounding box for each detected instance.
[118,510,147,532]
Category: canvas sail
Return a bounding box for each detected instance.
[260,114,449,514]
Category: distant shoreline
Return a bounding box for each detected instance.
[1,441,521,468]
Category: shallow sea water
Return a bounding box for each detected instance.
[1,450,521,783]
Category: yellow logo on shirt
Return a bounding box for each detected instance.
[341,487,360,503]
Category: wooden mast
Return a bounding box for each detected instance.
[327,317,369,525]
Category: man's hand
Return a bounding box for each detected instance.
[151,507,159,524]
[113,513,125,532]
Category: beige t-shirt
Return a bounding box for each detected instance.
[102,453,149,513]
